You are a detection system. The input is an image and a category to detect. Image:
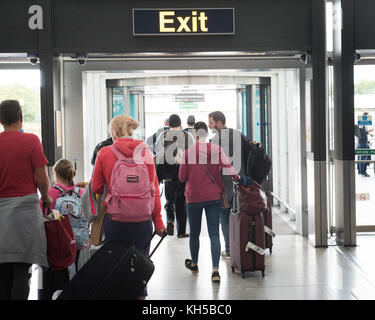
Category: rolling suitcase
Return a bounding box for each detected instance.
[229,180,267,278]
[230,211,265,278]
[57,232,166,300]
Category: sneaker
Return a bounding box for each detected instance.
[185,259,199,273]
[166,221,174,236]
[211,271,221,283]
[363,173,371,177]
[177,233,189,238]
[221,251,230,259]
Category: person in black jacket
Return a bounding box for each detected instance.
[91,137,113,166]
[355,112,374,177]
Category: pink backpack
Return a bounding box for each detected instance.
[105,144,155,222]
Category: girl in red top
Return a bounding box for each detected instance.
[179,121,238,283]
[39,159,85,300]
[92,114,165,300]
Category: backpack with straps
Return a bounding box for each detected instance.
[154,129,189,181]
[53,185,90,249]
[243,140,272,185]
[216,128,271,185]
[105,144,155,222]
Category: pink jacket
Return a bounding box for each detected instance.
[178,142,238,204]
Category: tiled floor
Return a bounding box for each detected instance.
[28,207,375,300]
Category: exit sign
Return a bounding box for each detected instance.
[133,8,235,36]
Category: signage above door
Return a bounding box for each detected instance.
[133,8,235,36]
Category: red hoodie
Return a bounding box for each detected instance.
[179,142,238,204]
[92,137,164,231]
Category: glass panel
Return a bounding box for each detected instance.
[253,85,261,143]
[0,70,41,139]
[112,87,125,118]
[354,65,375,227]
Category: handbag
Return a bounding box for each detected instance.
[89,193,106,246]
[202,165,231,209]
[232,180,268,215]
[43,205,77,271]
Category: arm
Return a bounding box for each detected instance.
[142,147,165,236]
[154,131,164,154]
[92,153,105,194]
[220,148,239,177]
[151,174,165,236]
[35,165,53,208]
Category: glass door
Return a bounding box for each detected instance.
[242,83,272,191]
[354,64,375,232]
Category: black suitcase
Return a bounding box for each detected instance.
[57,232,166,300]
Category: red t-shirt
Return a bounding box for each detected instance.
[0,131,48,197]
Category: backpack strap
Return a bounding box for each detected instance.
[52,185,68,197]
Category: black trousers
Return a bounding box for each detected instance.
[164,179,187,236]
[0,263,32,300]
[39,250,80,300]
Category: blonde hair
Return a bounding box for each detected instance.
[54,159,76,186]
[109,115,139,139]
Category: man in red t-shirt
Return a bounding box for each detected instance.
[0,100,52,300]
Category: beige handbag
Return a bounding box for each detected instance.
[89,194,106,246]
[202,165,231,209]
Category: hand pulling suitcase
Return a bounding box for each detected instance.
[229,181,266,278]
[57,232,167,300]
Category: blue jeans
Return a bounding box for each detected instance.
[220,187,233,253]
[357,142,370,174]
[186,200,221,269]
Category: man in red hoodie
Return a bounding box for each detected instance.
[92,114,165,299]
[179,121,238,283]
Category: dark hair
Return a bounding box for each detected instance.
[54,159,76,186]
[187,115,195,126]
[208,111,226,125]
[194,121,208,137]
[168,114,181,128]
[0,100,22,126]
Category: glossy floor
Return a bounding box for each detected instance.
[28,208,375,300]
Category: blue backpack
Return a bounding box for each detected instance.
[54,185,90,249]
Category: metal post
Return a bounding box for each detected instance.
[332,0,356,246]
[38,0,62,166]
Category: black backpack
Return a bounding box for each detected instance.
[154,129,189,182]
[241,136,272,184]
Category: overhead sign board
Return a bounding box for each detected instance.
[133,8,235,36]
[173,93,205,102]
[358,114,372,126]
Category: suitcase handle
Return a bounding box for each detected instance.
[147,231,168,258]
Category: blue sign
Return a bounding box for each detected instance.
[133,8,235,36]
[358,121,372,126]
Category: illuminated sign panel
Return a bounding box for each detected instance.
[133,8,235,35]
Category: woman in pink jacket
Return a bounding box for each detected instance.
[178,121,238,283]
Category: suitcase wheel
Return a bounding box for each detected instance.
[241,272,245,279]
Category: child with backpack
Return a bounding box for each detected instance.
[39,159,88,300]
[92,114,165,300]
